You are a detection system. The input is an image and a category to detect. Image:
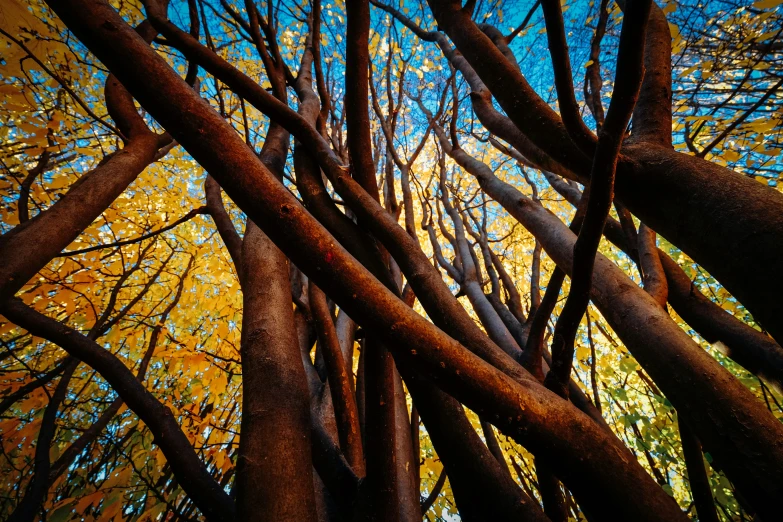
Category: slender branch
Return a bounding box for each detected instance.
[420,469,447,514]
[56,207,208,257]
[0,298,235,522]
[546,0,652,397]
[540,0,596,153]
[0,28,121,137]
[583,0,610,129]
[507,0,540,42]
[697,78,783,157]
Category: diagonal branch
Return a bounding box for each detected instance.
[0,298,235,522]
[545,0,652,397]
[540,0,597,153]
[56,206,208,257]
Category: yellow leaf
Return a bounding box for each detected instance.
[75,492,104,514]
[753,0,783,9]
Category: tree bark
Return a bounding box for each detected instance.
[236,221,318,521]
[38,3,698,519]
[426,0,783,349]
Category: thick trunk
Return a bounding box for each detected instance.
[627,4,673,146]
[355,336,401,520]
[406,377,549,522]
[475,169,783,520]
[46,5,689,519]
[546,171,783,394]
[619,144,783,346]
[427,0,783,349]
[236,221,318,521]
[661,253,783,393]
[391,368,420,522]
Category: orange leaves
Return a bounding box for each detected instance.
[96,493,124,522]
[183,351,207,372]
[102,466,132,490]
[74,492,104,514]
[154,447,167,470]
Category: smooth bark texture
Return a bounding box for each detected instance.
[0,22,169,300]
[41,2,690,519]
[678,417,720,522]
[309,282,365,475]
[426,0,783,349]
[457,156,783,520]
[237,221,318,522]
[547,0,650,397]
[544,171,783,394]
[637,224,668,308]
[407,377,549,522]
[1,0,780,518]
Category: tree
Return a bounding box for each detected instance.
[0,0,782,519]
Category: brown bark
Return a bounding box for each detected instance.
[627,3,673,147]
[146,1,533,392]
[309,281,365,475]
[637,224,668,308]
[619,144,783,347]
[390,368,420,522]
[406,377,549,522]
[205,175,244,276]
[229,39,317,514]
[343,1,402,517]
[678,418,720,522]
[39,3,698,520]
[453,153,783,519]
[236,221,318,521]
[0,130,165,299]
[0,22,170,300]
[355,335,400,520]
[546,0,651,397]
[480,420,511,477]
[546,171,783,394]
[540,0,596,154]
[1,299,235,521]
[583,0,609,128]
[425,0,783,349]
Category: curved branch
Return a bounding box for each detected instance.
[42,4,698,519]
[0,299,235,522]
[540,0,596,153]
[56,207,208,257]
[546,0,651,396]
[204,174,244,273]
